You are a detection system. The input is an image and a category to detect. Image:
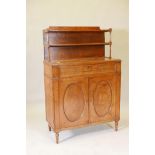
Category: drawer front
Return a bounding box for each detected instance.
[59,63,116,77]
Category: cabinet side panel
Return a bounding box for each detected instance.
[44,63,54,129]
[52,79,60,131]
[115,62,121,121]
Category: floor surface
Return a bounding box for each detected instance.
[26,102,128,155]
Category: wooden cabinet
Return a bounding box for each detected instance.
[43,26,121,143]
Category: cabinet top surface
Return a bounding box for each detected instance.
[44,57,121,66]
[43,26,103,32]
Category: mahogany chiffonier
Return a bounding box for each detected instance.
[43,26,121,144]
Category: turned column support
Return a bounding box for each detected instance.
[115,121,118,131]
[48,125,51,131]
[55,132,59,144]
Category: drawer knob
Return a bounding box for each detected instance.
[84,66,92,72]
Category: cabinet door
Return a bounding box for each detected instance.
[59,77,88,129]
[89,75,116,123]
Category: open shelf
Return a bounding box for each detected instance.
[48,42,112,47]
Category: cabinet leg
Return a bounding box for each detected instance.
[55,132,59,144]
[115,121,118,131]
[48,125,51,131]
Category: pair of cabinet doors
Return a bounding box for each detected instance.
[59,74,117,129]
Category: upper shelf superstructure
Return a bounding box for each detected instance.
[43,26,112,61]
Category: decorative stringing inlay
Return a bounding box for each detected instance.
[93,80,112,117]
[63,83,85,122]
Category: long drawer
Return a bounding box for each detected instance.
[59,62,117,77]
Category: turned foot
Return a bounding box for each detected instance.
[48,125,51,131]
[55,132,59,144]
[115,121,118,131]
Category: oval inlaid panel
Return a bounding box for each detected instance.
[63,84,85,122]
[93,81,112,117]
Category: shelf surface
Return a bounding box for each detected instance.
[48,42,111,47]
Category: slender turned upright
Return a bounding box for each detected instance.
[115,121,118,131]
[55,132,59,144]
[48,125,51,131]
